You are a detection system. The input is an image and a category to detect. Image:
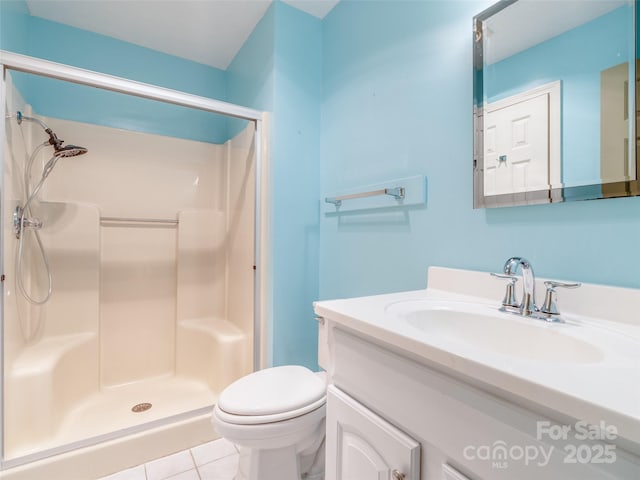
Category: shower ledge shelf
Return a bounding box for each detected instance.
[11,332,95,375]
[180,317,245,338]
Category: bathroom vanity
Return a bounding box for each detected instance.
[314,267,640,479]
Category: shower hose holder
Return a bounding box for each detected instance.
[14,205,43,238]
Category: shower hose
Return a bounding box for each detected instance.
[16,140,54,305]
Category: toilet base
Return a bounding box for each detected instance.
[237,445,298,480]
[233,421,325,480]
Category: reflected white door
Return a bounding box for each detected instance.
[484,93,550,195]
[601,61,635,185]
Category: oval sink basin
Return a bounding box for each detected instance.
[385,301,604,364]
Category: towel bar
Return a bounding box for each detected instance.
[100,216,178,228]
[325,187,405,207]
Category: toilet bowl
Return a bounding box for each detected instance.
[212,365,326,480]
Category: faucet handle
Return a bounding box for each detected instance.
[490,272,519,308]
[540,280,581,315]
[544,280,581,289]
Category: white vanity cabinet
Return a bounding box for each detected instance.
[318,322,640,480]
[326,385,420,480]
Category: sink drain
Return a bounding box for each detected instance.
[131,402,152,413]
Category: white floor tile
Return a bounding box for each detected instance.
[166,469,200,480]
[145,450,195,480]
[191,438,237,466]
[197,454,239,480]
[99,465,146,480]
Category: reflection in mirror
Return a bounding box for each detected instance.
[473,0,637,208]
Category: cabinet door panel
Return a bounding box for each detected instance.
[341,430,387,479]
[442,463,472,480]
[326,385,420,480]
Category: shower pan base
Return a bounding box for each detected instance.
[1,409,215,480]
[5,375,216,461]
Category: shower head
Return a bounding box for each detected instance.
[16,111,88,156]
[54,144,88,158]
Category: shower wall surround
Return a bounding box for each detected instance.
[3,72,255,461]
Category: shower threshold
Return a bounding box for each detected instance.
[5,375,216,462]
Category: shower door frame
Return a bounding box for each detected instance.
[0,50,266,467]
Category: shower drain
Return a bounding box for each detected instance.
[131,402,152,413]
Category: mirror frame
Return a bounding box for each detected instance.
[473,0,638,208]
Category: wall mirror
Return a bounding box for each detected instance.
[473,0,637,208]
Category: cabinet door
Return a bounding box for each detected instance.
[326,385,420,480]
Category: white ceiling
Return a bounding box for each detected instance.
[484,0,626,65]
[25,0,339,70]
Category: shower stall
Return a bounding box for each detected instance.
[0,52,265,477]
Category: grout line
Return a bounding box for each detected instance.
[197,449,239,468]
[187,449,202,479]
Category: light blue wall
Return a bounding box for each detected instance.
[0,1,229,144]
[319,0,640,304]
[227,4,276,133]
[0,1,30,95]
[485,6,632,186]
[227,2,321,369]
[271,2,321,369]
[0,1,29,56]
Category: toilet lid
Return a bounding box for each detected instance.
[218,366,326,417]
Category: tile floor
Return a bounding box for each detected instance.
[99,438,239,480]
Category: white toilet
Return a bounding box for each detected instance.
[212,365,326,480]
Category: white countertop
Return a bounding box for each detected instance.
[314,267,640,450]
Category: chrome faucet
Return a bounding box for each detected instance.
[503,257,537,315]
[492,257,582,322]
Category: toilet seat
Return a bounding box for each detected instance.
[216,366,326,425]
[215,396,326,425]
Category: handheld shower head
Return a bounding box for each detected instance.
[54,144,88,158]
[14,113,89,306]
